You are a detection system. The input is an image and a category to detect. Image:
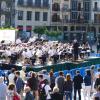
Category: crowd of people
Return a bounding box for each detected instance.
[0,38,91,66]
[0,65,100,100]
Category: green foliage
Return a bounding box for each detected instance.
[33,26,61,38]
[46,30,61,37]
[33,26,47,35]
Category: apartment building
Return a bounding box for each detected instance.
[91,0,100,36]
[66,0,92,41]
[0,0,100,40]
[51,0,71,29]
[0,0,14,27]
[14,0,51,35]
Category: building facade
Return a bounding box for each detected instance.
[0,0,100,40]
[0,0,15,27]
[14,0,51,36]
[91,0,100,35]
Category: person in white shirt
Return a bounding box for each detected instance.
[42,79,51,100]
[16,38,22,44]
[8,68,15,85]
[25,49,32,59]
[20,66,26,81]
[5,48,11,57]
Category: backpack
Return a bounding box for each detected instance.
[40,85,47,100]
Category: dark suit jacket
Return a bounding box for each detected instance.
[73,74,83,89]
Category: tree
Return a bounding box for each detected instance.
[46,30,61,38]
[33,26,47,38]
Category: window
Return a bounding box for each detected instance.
[70,26,75,31]
[72,1,77,10]
[52,3,60,11]
[17,0,24,5]
[18,11,23,20]
[78,3,81,11]
[43,12,48,21]
[35,12,40,21]
[62,4,69,11]
[35,0,41,7]
[71,12,77,20]
[27,11,32,20]
[84,13,90,22]
[52,14,60,22]
[94,14,100,23]
[76,26,81,31]
[94,2,97,9]
[43,0,49,7]
[83,2,90,11]
[27,0,33,6]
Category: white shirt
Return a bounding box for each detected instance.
[5,50,11,57]
[8,73,15,85]
[16,39,22,44]
[20,70,26,81]
[42,84,51,100]
[36,49,43,57]
[25,50,32,58]
[48,49,54,57]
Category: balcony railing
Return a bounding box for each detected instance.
[17,1,50,9]
[61,8,71,12]
[93,8,100,12]
[93,21,100,24]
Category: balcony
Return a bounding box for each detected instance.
[17,1,49,9]
[93,8,100,12]
[93,21,100,24]
[61,7,71,12]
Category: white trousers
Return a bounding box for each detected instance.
[84,85,91,100]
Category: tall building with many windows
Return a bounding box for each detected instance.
[0,0,100,40]
[91,0,100,36]
[15,0,51,35]
[0,0,15,27]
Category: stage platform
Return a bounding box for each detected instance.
[0,57,100,72]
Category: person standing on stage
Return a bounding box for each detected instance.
[73,39,79,61]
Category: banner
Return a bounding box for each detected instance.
[0,30,16,42]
